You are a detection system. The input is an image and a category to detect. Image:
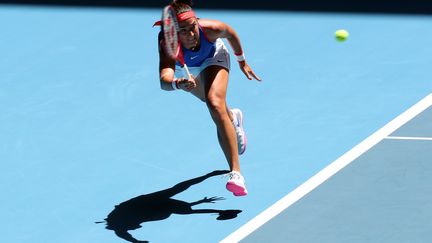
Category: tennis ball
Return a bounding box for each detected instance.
[335,29,349,42]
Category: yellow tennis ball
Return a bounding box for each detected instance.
[335,29,349,42]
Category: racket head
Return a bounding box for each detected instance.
[161,5,181,62]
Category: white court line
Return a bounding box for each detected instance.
[386,136,432,141]
[220,93,432,243]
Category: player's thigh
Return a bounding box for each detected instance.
[190,72,206,102]
[191,66,229,103]
[203,65,230,102]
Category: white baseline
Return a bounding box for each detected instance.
[386,136,432,141]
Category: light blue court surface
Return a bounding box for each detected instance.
[1,5,432,243]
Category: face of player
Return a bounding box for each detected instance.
[178,18,200,50]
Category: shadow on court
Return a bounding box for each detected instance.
[96,170,242,243]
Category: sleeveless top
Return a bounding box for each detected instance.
[178,26,216,67]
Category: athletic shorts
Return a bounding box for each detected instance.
[174,39,231,79]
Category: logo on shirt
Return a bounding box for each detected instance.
[190,55,199,60]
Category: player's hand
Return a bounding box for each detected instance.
[177,76,196,92]
[239,61,261,81]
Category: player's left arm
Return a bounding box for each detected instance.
[200,19,261,81]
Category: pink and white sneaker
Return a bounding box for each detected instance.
[230,108,247,155]
[226,171,248,196]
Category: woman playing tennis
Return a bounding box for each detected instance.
[156,0,261,196]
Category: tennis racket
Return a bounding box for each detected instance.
[161,5,192,80]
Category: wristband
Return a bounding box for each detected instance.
[171,79,179,90]
[235,53,246,62]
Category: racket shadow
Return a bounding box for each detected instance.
[96,170,242,243]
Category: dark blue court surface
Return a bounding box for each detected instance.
[1,5,431,243]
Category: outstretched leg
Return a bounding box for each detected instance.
[202,66,248,196]
[203,66,240,172]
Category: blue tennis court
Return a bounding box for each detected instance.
[1,5,431,243]
[225,94,432,242]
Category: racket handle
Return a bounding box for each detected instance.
[183,64,192,80]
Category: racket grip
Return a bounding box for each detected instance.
[183,64,192,80]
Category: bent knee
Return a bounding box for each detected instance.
[206,96,226,117]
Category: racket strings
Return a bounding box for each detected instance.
[162,7,180,60]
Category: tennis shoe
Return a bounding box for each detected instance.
[226,171,248,196]
[230,108,247,155]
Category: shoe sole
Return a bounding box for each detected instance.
[226,182,248,196]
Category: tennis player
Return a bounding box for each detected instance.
[155,0,261,196]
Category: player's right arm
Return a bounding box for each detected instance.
[158,32,196,92]
[158,32,178,91]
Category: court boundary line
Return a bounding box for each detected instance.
[385,136,432,141]
[220,93,432,243]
